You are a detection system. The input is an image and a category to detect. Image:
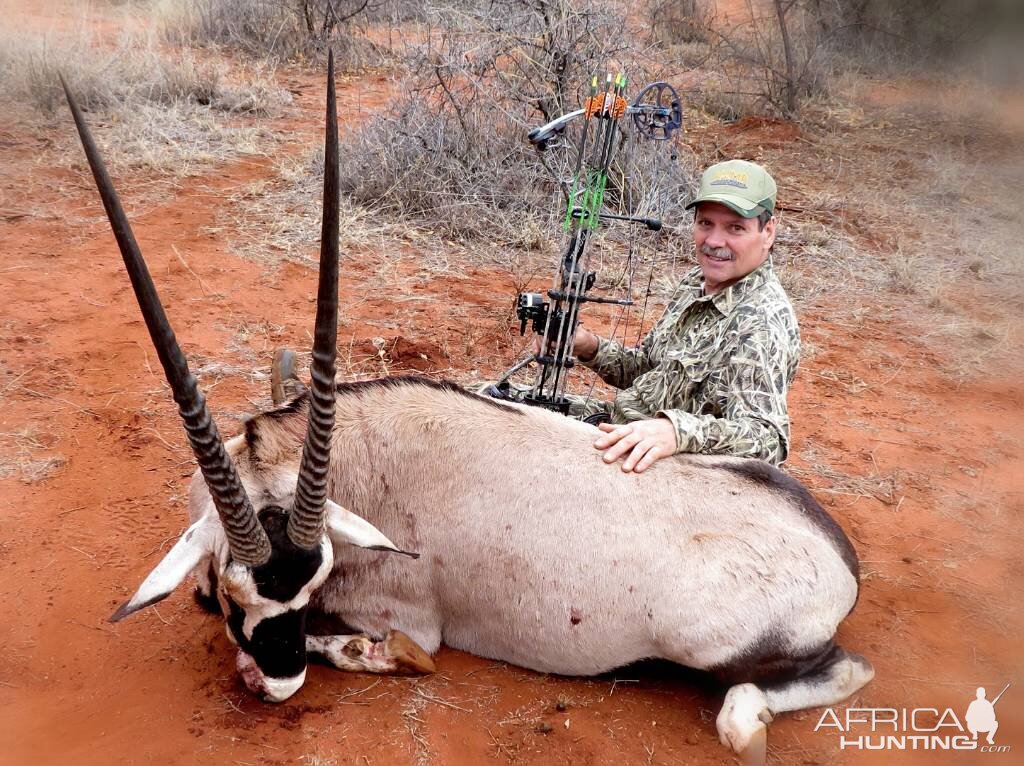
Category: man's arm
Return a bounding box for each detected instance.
[581,333,656,390]
[536,325,655,390]
[570,278,696,390]
[657,326,794,465]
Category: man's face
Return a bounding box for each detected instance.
[693,202,776,293]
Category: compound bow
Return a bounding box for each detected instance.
[488,73,682,415]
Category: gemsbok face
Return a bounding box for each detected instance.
[64,53,412,701]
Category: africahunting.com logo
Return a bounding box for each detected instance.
[815,684,1011,752]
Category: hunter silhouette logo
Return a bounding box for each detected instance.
[966,684,1009,745]
[815,683,1012,753]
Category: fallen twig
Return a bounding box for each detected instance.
[336,678,382,702]
[21,387,98,417]
[414,686,470,712]
[171,244,211,296]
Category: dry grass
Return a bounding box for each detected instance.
[790,446,903,507]
[213,146,407,268]
[771,216,871,309]
[0,24,291,177]
[0,426,66,485]
[725,79,1024,379]
[156,0,388,69]
[1,26,291,117]
[828,119,1023,376]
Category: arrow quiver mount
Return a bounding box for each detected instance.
[489,73,682,415]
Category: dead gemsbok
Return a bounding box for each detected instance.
[64,55,873,765]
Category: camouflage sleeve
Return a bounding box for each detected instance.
[582,334,655,390]
[583,278,694,390]
[656,325,793,465]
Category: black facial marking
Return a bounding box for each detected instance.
[220,508,325,680]
[249,507,325,602]
[193,562,221,615]
[225,596,308,679]
[194,587,222,615]
[714,460,860,580]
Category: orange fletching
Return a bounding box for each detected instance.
[584,94,628,119]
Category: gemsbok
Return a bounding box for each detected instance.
[64,54,873,766]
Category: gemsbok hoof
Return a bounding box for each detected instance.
[717,683,772,766]
[384,629,436,674]
[738,725,767,766]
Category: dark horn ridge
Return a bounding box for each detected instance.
[60,73,271,567]
[287,51,340,550]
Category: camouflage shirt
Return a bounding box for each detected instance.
[580,258,800,465]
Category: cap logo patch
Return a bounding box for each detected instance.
[710,170,748,189]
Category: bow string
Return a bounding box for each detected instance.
[490,72,683,415]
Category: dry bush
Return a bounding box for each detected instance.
[362,0,440,23]
[213,146,443,272]
[0,27,291,175]
[335,0,697,255]
[644,0,708,46]
[224,0,700,289]
[691,85,761,122]
[337,98,553,247]
[806,0,1019,77]
[158,0,388,67]
[698,1,841,119]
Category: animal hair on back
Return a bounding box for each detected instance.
[713,460,859,581]
[245,376,521,466]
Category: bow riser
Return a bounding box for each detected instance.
[491,74,683,415]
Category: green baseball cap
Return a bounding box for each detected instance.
[685,159,777,218]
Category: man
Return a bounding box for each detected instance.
[555,159,799,472]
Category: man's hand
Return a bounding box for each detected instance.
[531,326,600,362]
[593,418,677,473]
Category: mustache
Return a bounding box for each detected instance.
[700,244,735,260]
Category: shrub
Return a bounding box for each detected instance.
[158,0,387,66]
[334,0,697,256]
[0,28,291,174]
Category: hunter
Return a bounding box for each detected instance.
[557,159,800,472]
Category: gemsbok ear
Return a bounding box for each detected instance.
[109,515,222,623]
[325,500,418,559]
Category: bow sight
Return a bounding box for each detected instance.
[487,73,682,415]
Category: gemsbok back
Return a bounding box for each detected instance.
[65,55,873,765]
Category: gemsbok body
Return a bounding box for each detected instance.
[64,57,873,765]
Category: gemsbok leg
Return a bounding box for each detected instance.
[306,632,436,674]
[716,647,874,765]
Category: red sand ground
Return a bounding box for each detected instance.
[1,7,1022,766]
